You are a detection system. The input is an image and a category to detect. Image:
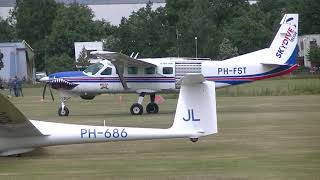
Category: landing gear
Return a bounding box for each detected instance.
[58,106,69,116]
[146,103,159,114]
[130,103,143,115]
[190,138,199,143]
[130,93,159,115]
[146,94,159,114]
[58,97,70,116]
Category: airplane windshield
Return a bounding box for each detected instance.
[84,63,104,75]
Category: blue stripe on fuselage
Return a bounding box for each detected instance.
[48,71,86,79]
[285,46,298,65]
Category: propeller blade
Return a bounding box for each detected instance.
[42,83,47,100]
[49,85,54,101]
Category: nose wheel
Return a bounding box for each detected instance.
[58,97,70,116]
[190,138,199,143]
[58,106,69,116]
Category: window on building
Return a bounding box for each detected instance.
[101,67,112,75]
[163,67,173,74]
[128,66,138,74]
[144,67,156,74]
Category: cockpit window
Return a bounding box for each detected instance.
[84,63,104,75]
[101,67,112,75]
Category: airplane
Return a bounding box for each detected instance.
[0,74,217,156]
[40,14,299,116]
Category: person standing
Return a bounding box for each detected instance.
[17,78,23,97]
[13,76,18,97]
[8,78,14,96]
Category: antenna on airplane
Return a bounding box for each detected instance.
[134,52,139,59]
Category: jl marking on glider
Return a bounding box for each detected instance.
[40,14,299,116]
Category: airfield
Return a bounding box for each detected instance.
[0,78,320,179]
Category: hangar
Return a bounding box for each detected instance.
[0,40,35,81]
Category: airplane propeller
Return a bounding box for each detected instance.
[42,82,55,101]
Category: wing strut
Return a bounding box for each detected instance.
[114,63,128,90]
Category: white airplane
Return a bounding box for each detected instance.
[0,74,217,156]
[41,14,298,116]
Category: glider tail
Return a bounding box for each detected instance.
[171,74,218,137]
[268,14,299,65]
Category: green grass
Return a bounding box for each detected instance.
[0,85,320,180]
[217,78,320,96]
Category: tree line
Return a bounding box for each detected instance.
[0,0,320,73]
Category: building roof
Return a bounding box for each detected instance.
[0,0,14,7]
[0,42,25,48]
[0,41,33,51]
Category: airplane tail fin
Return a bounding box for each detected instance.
[0,93,43,137]
[267,14,298,65]
[171,74,217,137]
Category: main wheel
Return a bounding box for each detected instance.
[58,106,69,116]
[130,103,143,115]
[146,103,159,114]
[190,138,198,143]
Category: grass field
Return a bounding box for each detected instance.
[217,78,320,96]
[0,82,320,180]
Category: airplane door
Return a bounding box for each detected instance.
[98,66,116,92]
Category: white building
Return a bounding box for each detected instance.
[74,41,103,64]
[298,34,320,67]
[0,41,35,81]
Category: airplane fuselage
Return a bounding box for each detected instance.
[41,14,299,116]
[48,55,297,97]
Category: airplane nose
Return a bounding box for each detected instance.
[40,76,49,82]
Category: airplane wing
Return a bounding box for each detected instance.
[91,51,156,67]
[91,51,157,90]
[0,93,43,137]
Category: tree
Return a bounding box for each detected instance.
[256,0,320,35]
[44,3,115,72]
[308,46,320,63]
[45,53,75,73]
[218,38,239,60]
[46,4,113,58]
[164,0,250,58]
[175,0,222,58]
[103,35,120,51]
[11,0,60,70]
[11,0,59,45]
[295,0,320,34]
[0,17,15,42]
[223,5,272,55]
[76,47,91,68]
[116,2,171,57]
